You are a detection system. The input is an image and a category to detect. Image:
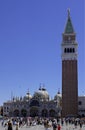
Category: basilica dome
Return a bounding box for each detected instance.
[54,91,62,100]
[33,87,49,101]
[54,91,62,107]
[26,92,32,99]
[24,91,32,101]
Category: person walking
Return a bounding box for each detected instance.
[44,120,51,130]
[16,124,18,130]
[57,124,61,130]
[79,122,82,130]
[7,120,12,130]
[52,121,57,130]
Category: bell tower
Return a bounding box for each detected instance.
[61,9,78,117]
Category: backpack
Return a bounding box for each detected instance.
[53,123,57,128]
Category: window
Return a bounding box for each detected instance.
[64,48,75,53]
[67,48,69,53]
[78,101,82,105]
[30,100,40,107]
[70,48,72,53]
[64,48,66,53]
[73,48,75,53]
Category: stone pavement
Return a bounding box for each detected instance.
[0,124,85,130]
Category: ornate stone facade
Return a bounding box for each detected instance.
[3,87,62,117]
[78,96,85,117]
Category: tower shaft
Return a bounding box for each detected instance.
[62,60,78,117]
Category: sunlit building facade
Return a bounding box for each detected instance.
[3,87,62,117]
[78,96,85,117]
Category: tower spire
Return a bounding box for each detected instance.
[64,9,74,34]
[67,8,70,18]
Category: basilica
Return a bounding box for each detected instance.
[3,86,62,118]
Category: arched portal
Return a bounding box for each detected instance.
[30,107,39,117]
[41,109,48,117]
[13,109,19,117]
[49,109,56,117]
[30,100,40,107]
[21,109,27,117]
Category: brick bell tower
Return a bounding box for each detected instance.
[61,9,78,117]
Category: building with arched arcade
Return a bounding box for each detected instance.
[3,87,62,118]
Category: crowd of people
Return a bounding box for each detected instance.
[0,116,85,130]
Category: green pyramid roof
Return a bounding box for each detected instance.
[64,10,74,34]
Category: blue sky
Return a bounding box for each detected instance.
[0,0,84,105]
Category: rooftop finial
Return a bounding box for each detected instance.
[27,88,30,94]
[67,8,70,17]
[58,88,60,94]
[39,83,42,90]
